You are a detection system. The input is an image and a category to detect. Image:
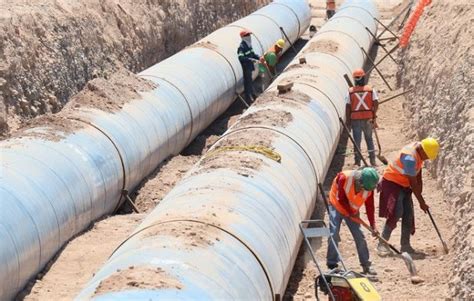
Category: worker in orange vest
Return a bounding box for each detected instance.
[260,39,285,76]
[346,68,379,166]
[326,0,336,19]
[377,138,440,256]
[327,167,379,275]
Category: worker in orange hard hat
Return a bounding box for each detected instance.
[260,39,285,75]
[237,29,260,102]
[326,0,336,19]
[377,138,440,256]
[346,68,379,166]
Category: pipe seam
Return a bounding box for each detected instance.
[67,117,126,211]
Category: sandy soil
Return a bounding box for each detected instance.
[284,1,456,300]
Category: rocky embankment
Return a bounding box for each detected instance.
[398,1,473,298]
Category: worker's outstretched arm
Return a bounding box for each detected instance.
[408,174,429,213]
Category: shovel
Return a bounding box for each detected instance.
[352,217,423,283]
[427,209,449,254]
[371,120,388,165]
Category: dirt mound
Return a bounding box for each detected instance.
[398,1,473,298]
[0,0,269,136]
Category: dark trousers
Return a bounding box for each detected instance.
[327,10,336,19]
[243,67,254,102]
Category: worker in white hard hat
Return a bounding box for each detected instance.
[260,39,285,75]
[377,138,440,256]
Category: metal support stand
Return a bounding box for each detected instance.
[236,94,250,108]
[338,117,369,167]
[379,88,414,105]
[365,27,398,65]
[398,2,414,30]
[360,47,393,91]
[376,0,413,39]
[280,26,297,54]
[121,189,140,213]
[374,18,400,42]
[367,44,399,74]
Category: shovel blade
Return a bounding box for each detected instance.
[401,252,417,276]
[442,242,449,254]
[377,154,388,165]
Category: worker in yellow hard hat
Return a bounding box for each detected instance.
[377,137,440,256]
[260,39,285,75]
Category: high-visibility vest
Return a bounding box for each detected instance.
[383,143,424,188]
[349,85,375,120]
[326,0,336,10]
[329,170,371,216]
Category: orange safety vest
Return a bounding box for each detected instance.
[266,45,282,57]
[329,170,371,216]
[383,142,424,188]
[326,0,336,10]
[349,85,375,120]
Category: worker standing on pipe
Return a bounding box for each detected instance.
[238,29,260,102]
[326,0,336,19]
[346,68,379,166]
[327,167,379,275]
[260,39,285,76]
[377,138,440,256]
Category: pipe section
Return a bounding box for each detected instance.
[0,1,310,299]
[76,1,378,300]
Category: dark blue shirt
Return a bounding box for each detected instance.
[237,41,259,71]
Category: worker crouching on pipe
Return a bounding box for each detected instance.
[377,138,440,256]
[260,39,285,76]
[327,167,380,276]
[346,68,380,166]
[237,29,260,103]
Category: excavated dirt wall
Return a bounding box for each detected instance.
[0,0,269,135]
[398,1,473,298]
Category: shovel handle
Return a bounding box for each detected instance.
[350,216,402,255]
[338,117,370,167]
[427,209,449,253]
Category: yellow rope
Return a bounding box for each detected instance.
[205,145,281,163]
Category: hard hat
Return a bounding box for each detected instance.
[276,39,285,49]
[353,68,366,78]
[240,29,252,38]
[264,52,278,67]
[361,167,379,191]
[421,137,439,160]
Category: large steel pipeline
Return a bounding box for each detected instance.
[0,1,310,299]
[76,1,378,300]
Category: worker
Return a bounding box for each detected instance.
[237,29,260,103]
[327,167,379,275]
[346,68,379,166]
[326,0,336,19]
[377,138,440,255]
[260,39,285,75]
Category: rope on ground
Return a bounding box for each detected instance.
[205,145,281,163]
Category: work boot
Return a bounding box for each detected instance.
[362,264,377,276]
[327,263,338,270]
[377,243,392,257]
[400,245,417,254]
[370,157,377,167]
